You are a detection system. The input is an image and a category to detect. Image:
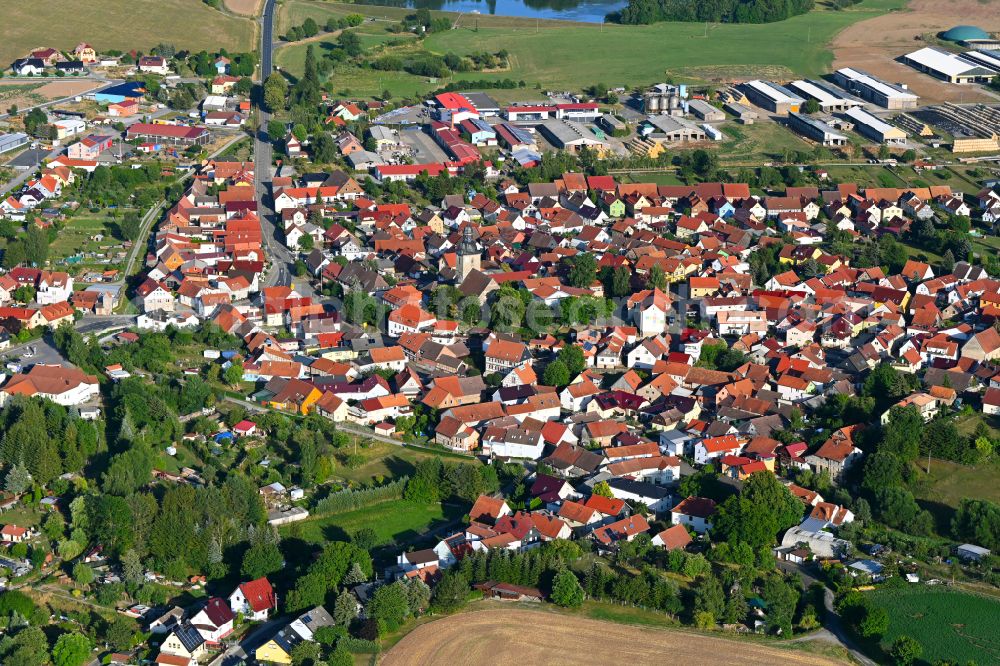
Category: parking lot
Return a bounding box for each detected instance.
[398,127,450,163]
[1,336,65,372]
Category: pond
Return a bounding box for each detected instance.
[358,0,628,23]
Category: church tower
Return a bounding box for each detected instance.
[455,225,481,283]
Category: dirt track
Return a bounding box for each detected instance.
[832,0,1000,103]
[380,607,847,665]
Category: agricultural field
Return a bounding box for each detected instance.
[276,0,906,99]
[381,607,847,665]
[870,588,1000,664]
[0,0,253,66]
[0,79,103,113]
[224,0,261,16]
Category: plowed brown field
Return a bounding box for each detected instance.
[380,608,847,665]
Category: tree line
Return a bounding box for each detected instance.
[610,0,814,24]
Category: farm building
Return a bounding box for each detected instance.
[903,47,996,84]
[740,80,804,115]
[724,102,757,124]
[939,25,999,50]
[598,114,626,134]
[687,99,724,122]
[787,80,863,112]
[787,112,848,146]
[641,115,706,143]
[539,119,604,151]
[833,68,919,110]
[960,49,1000,72]
[844,108,907,145]
[702,124,723,141]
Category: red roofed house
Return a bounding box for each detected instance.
[232,420,258,437]
[469,495,512,525]
[0,364,99,407]
[228,577,277,621]
[651,524,692,551]
[0,524,30,543]
[804,425,864,483]
[189,597,235,644]
[671,496,717,534]
[591,514,650,549]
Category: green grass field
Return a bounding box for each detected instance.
[909,452,1000,536]
[279,497,464,566]
[276,0,905,99]
[1,0,254,66]
[870,588,1000,664]
[332,440,477,485]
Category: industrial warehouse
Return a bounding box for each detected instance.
[787,80,863,113]
[787,112,848,146]
[844,107,908,145]
[903,47,998,84]
[833,68,919,110]
[740,80,804,115]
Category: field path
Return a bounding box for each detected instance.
[381,607,848,665]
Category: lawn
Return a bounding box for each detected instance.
[276,0,906,99]
[0,0,254,66]
[909,454,1000,534]
[279,498,465,566]
[870,588,1000,665]
[331,440,477,485]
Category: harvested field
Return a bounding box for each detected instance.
[224,0,261,16]
[380,608,847,666]
[832,0,1000,103]
[0,79,103,111]
[0,0,253,66]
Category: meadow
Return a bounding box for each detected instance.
[276,0,907,99]
[0,0,254,65]
[870,588,1000,664]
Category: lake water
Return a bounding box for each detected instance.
[357,0,628,23]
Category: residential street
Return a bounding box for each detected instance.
[254,0,317,299]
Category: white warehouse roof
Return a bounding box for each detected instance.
[905,47,988,77]
[845,107,906,138]
[837,68,918,102]
[961,49,1000,71]
[745,80,803,105]
[789,80,843,105]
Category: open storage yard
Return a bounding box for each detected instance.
[381,608,847,666]
[832,0,1000,103]
[0,0,254,65]
[277,0,909,98]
